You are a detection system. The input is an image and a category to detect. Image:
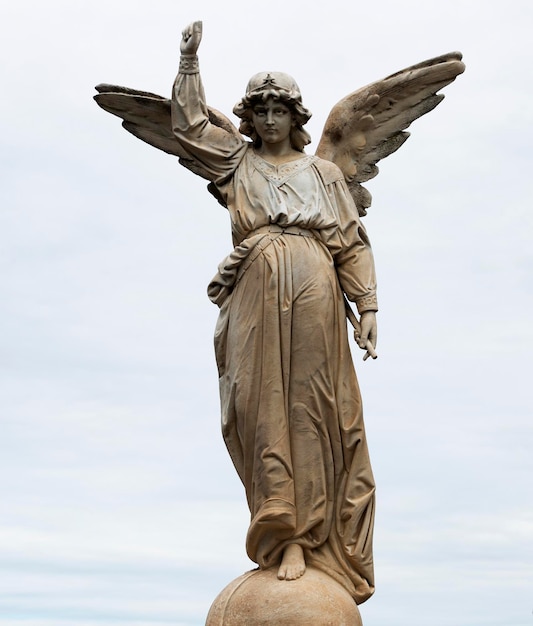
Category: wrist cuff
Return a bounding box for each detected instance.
[355,294,378,314]
[179,55,199,74]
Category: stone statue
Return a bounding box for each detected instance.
[95,21,464,620]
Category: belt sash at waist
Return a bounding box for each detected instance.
[207,225,316,307]
[247,224,316,239]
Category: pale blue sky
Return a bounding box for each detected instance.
[1,1,532,624]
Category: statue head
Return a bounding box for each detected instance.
[233,72,312,151]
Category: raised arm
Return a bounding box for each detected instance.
[171,21,247,183]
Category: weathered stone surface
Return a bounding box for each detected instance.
[205,567,363,626]
[95,20,465,625]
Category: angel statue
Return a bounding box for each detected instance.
[95,21,464,606]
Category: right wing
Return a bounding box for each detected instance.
[316,52,465,216]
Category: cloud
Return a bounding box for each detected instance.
[1,0,532,624]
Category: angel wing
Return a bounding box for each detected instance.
[315,52,465,216]
[94,84,241,203]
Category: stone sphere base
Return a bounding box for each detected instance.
[205,566,363,625]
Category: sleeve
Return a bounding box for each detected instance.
[171,55,248,183]
[315,161,378,314]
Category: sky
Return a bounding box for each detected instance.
[1,0,532,625]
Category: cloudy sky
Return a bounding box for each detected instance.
[1,0,532,624]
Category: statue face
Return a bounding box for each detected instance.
[251,98,293,146]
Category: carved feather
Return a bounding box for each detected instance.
[316,52,465,215]
[94,84,241,182]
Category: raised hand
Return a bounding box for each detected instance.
[180,21,202,55]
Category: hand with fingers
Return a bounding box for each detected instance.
[358,310,377,361]
[180,21,203,55]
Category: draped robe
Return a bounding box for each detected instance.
[172,65,378,604]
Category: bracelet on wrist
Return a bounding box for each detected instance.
[179,55,199,74]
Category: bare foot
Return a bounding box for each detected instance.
[277,543,306,580]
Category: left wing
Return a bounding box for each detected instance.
[315,52,465,216]
[94,84,241,182]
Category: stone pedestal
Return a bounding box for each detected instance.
[205,566,363,625]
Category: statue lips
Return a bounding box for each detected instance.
[264,127,281,141]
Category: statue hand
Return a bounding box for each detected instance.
[358,311,378,360]
[180,21,203,55]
